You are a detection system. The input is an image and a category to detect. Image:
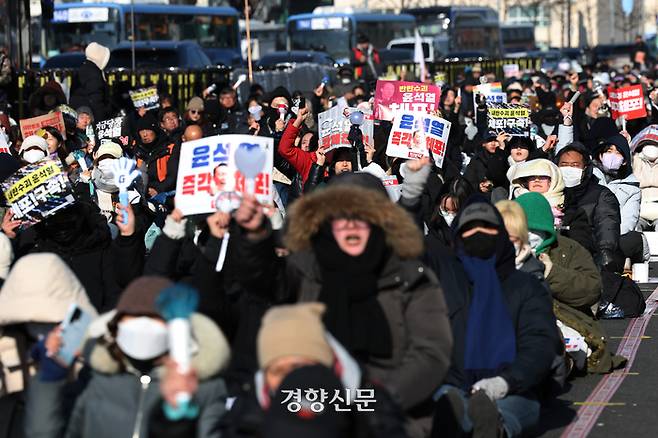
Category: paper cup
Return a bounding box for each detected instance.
[632,263,649,283]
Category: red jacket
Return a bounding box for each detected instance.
[278,122,317,183]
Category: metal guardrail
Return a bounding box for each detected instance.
[11,66,231,119]
[383,58,542,84]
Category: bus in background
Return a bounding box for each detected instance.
[402,6,502,59]
[501,24,536,55]
[241,20,286,61]
[286,7,416,64]
[47,3,242,67]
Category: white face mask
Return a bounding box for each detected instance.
[116,317,168,360]
[560,166,583,188]
[92,159,119,192]
[22,149,46,164]
[440,209,456,226]
[528,231,545,252]
[643,145,658,161]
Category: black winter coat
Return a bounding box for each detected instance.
[423,238,559,396]
[70,60,111,121]
[562,169,621,269]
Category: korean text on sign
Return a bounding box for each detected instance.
[374,80,441,121]
[386,111,451,167]
[0,160,76,229]
[96,117,124,142]
[608,85,647,121]
[129,86,160,110]
[487,103,531,137]
[318,106,373,152]
[19,112,67,140]
[175,134,273,216]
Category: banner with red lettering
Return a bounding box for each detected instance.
[19,112,67,139]
[608,85,647,120]
[386,111,451,168]
[175,134,273,216]
[374,80,440,121]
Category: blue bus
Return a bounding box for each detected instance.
[286,9,416,64]
[47,3,242,66]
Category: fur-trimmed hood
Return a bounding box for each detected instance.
[284,185,423,259]
[88,312,230,381]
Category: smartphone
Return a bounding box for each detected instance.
[55,304,93,366]
[298,96,306,109]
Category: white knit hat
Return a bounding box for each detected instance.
[19,135,48,154]
[0,253,97,325]
[85,42,111,70]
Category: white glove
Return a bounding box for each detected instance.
[162,215,187,240]
[472,377,509,401]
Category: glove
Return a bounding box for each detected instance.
[472,377,509,401]
[400,162,431,201]
[600,249,617,273]
[538,253,553,278]
[162,215,188,240]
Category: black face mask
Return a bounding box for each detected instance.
[461,232,498,259]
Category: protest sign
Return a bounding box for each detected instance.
[175,135,273,216]
[503,64,520,78]
[374,80,440,121]
[318,106,373,152]
[608,85,647,120]
[129,86,160,110]
[0,134,9,154]
[473,83,506,121]
[1,160,75,228]
[20,112,67,139]
[96,117,124,142]
[487,103,531,136]
[381,175,402,202]
[386,111,451,167]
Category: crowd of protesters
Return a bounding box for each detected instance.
[0,36,656,438]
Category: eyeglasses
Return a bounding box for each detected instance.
[189,110,202,115]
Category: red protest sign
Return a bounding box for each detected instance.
[608,85,647,120]
[19,112,67,139]
[374,80,440,121]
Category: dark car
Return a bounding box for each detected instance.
[257,51,336,69]
[108,41,212,69]
[42,52,86,69]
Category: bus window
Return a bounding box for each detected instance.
[288,18,351,61]
[48,7,120,55]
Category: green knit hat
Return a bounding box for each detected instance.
[515,192,557,254]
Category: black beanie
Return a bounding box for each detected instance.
[136,114,158,133]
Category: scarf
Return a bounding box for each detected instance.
[312,225,393,361]
[458,253,516,386]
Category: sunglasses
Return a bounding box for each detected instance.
[189,110,202,115]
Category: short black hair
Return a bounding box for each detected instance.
[158,106,179,123]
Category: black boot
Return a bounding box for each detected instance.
[431,388,466,437]
[468,390,502,438]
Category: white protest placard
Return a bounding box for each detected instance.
[386,111,451,167]
[503,63,520,78]
[317,106,373,152]
[129,86,160,110]
[175,134,273,216]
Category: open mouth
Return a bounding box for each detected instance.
[345,234,362,245]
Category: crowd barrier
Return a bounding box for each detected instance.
[8,58,541,119]
[11,67,231,119]
[383,58,542,84]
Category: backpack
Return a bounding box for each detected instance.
[598,272,646,319]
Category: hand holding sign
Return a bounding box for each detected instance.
[112,157,140,225]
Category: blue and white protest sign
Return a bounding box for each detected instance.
[175,135,273,216]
